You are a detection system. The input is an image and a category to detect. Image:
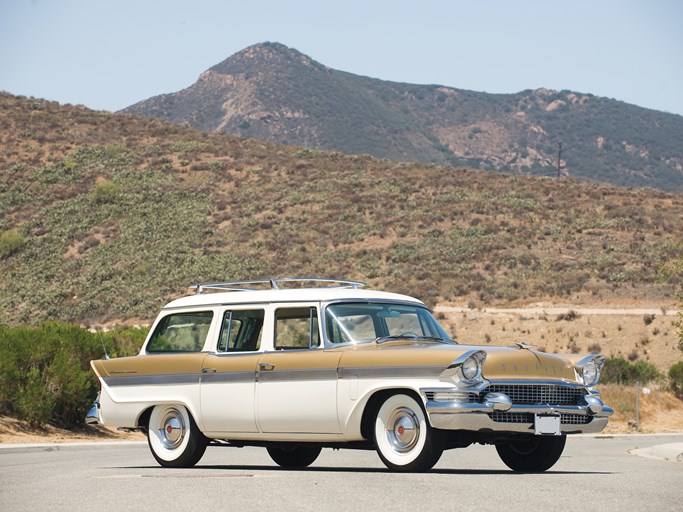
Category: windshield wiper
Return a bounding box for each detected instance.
[375,334,447,344]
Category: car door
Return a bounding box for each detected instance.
[256,305,342,434]
[199,307,266,433]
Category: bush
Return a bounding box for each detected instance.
[90,180,121,204]
[601,358,663,385]
[556,310,578,322]
[0,322,146,427]
[670,362,683,399]
[0,229,26,259]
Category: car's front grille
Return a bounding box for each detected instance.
[484,384,585,406]
[490,412,591,425]
[560,414,592,424]
[490,412,531,423]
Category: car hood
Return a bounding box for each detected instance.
[336,340,578,382]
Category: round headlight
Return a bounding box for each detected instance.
[461,355,480,381]
[582,360,599,386]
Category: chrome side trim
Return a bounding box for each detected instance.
[200,371,256,384]
[258,368,338,382]
[103,373,200,387]
[338,366,444,379]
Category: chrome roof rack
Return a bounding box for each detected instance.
[188,278,366,294]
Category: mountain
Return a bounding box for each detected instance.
[123,42,683,192]
[1,92,682,326]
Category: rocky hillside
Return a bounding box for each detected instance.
[123,42,683,192]
[1,92,682,326]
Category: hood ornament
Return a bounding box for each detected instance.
[514,341,536,350]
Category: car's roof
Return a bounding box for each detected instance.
[163,287,424,310]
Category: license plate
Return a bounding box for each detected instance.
[534,414,561,435]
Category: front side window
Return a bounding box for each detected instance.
[275,307,319,349]
[217,309,264,352]
[325,303,452,344]
[146,311,214,353]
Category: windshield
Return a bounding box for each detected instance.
[324,302,453,345]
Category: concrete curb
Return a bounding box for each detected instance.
[629,443,683,462]
[0,441,146,454]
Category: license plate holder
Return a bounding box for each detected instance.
[534,413,561,435]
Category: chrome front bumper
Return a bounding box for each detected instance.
[423,389,614,435]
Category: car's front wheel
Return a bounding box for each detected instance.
[373,393,445,472]
[266,446,322,468]
[496,434,566,472]
[147,404,207,468]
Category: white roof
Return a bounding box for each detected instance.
[163,287,424,310]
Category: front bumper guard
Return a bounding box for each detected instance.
[424,391,614,434]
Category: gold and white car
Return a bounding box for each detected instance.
[87,278,612,472]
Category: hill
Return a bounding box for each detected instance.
[1,92,682,328]
[123,42,683,192]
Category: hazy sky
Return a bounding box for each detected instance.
[1,0,682,116]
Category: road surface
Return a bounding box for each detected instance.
[1,435,681,512]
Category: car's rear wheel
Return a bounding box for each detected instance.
[373,393,445,472]
[496,434,566,472]
[266,446,322,468]
[147,404,207,468]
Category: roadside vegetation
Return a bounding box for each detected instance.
[1,93,682,326]
[0,323,146,427]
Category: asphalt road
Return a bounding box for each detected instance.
[1,435,681,512]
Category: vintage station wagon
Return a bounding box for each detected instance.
[87,278,613,472]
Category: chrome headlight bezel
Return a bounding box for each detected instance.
[576,355,605,387]
[443,350,487,386]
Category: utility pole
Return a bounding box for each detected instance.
[557,142,562,178]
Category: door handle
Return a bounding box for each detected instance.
[201,367,217,373]
[259,363,275,371]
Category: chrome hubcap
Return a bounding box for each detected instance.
[386,407,419,453]
[159,408,185,449]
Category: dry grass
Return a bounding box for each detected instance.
[0,415,144,444]
[441,309,681,372]
[598,383,683,434]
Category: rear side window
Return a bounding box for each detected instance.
[147,311,214,353]
[218,309,264,352]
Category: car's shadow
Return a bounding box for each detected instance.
[118,464,614,476]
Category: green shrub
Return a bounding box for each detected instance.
[669,362,683,399]
[0,229,26,259]
[601,358,663,385]
[0,322,146,427]
[90,180,121,204]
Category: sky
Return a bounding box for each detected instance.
[1,0,682,116]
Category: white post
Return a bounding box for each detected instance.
[635,381,640,432]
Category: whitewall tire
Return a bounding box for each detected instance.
[147,404,207,468]
[373,393,445,472]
